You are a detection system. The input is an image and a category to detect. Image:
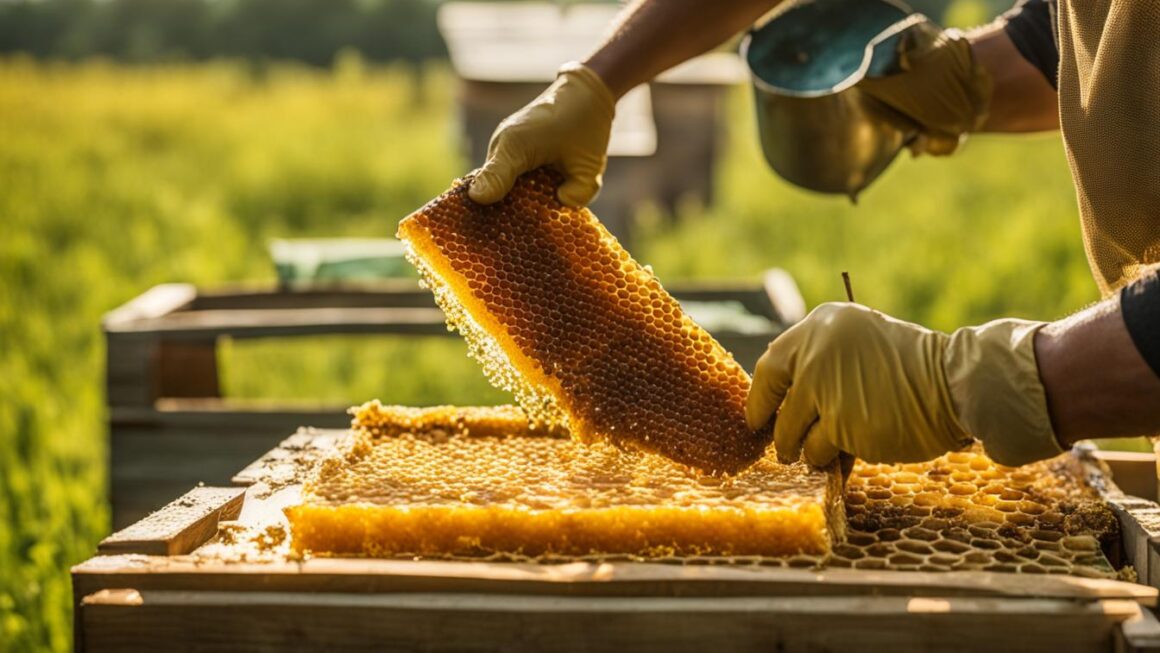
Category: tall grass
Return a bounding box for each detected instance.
[0,56,468,651]
[0,56,1108,652]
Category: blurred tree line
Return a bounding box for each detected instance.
[0,0,446,65]
[0,0,1016,67]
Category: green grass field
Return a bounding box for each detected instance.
[0,55,1117,651]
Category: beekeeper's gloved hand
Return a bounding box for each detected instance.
[469,62,615,208]
[746,303,1063,467]
[858,19,993,156]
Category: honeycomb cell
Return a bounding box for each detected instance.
[296,407,1123,579]
[843,448,1121,578]
[396,169,769,474]
[288,405,843,559]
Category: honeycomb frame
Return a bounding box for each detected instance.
[396,168,770,474]
[286,405,1122,579]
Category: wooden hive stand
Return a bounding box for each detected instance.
[72,433,1160,652]
[102,272,805,528]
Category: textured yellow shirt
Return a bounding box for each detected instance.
[1057,0,1160,294]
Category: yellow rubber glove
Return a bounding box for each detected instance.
[746,303,1063,467]
[468,62,615,208]
[857,20,992,156]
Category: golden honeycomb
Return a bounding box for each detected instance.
[289,406,1123,578]
[396,168,769,474]
[287,405,844,559]
[835,449,1120,577]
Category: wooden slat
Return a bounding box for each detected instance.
[1078,449,1160,589]
[105,336,158,407]
[111,433,286,484]
[70,557,1158,606]
[104,306,453,339]
[109,424,293,529]
[231,429,346,487]
[190,282,438,311]
[76,589,1138,653]
[1094,450,1158,503]
[111,402,350,429]
[1119,602,1160,653]
[1107,496,1160,591]
[103,284,197,329]
[155,340,220,399]
[186,281,788,322]
[106,307,781,342]
[107,416,341,529]
[99,487,245,556]
[763,268,806,324]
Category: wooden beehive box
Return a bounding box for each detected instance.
[73,430,1160,653]
[103,272,804,529]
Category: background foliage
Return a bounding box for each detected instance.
[0,0,1008,65]
[0,56,1100,652]
[0,0,445,65]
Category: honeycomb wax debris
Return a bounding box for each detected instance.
[396,168,771,474]
[287,405,844,559]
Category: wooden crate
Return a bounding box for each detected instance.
[73,434,1160,652]
[103,272,804,528]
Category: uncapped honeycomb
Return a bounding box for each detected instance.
[833,449,1120,577]
[396,168,770,474]
[287,405,844,559]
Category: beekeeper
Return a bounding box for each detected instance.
[468,0,1160,467]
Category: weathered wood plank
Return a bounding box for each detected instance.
[231,428,346,487]
[109,425,285,528]
[1118,602,1160,653]
[102,284,197,328]
[105,306,453,339]
[1095,450,1158,503]
[105,336,158,407]
[110,426,332,490]
[71,557,1158,606]
[111,402,350,429]
[190,283,438,311]
[763,267,806,324]
[1107,497,1160,590]
[107,418,339,529]
[155,340,220,399]
[186,281,787,317]
[1077,447,1160,589]
[99,487,245,556]
[76,590,1138,653]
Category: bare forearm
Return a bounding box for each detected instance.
[969,24,1058,132]
[1035,298,1160,446]
[584,0,778,99]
